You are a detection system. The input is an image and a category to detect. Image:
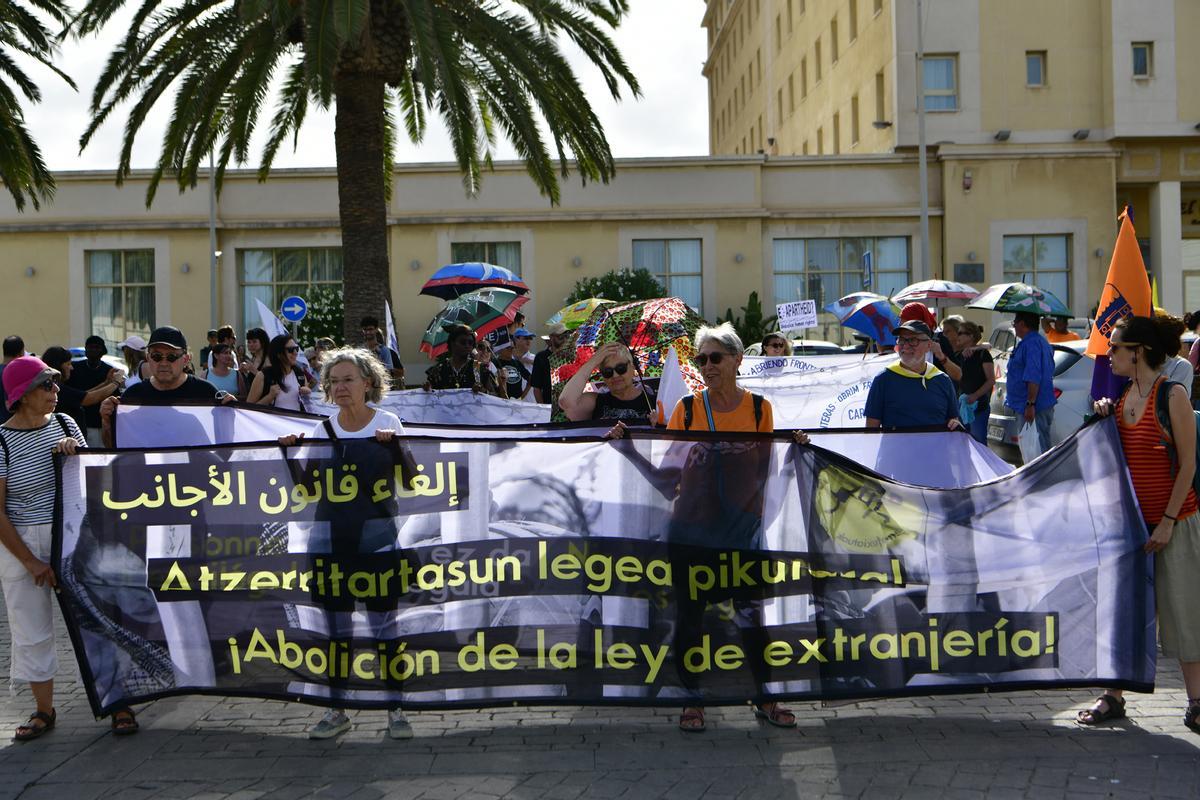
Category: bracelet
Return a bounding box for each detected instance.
[1163,513,1178,522]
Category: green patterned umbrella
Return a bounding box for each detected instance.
[419,288,529,359]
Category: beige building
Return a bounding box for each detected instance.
[702,0,1200,315]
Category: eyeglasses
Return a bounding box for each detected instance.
[896,337,930,349]
[600,363,631,379]
[36,379,58,393]
[1109,342,1140,352]
[285,346,300,354]
[692,352,729,367]
[149,352,183,363]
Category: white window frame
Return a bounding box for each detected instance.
[69,234,171,346]
[1132,42,1153,79]
[922,54,958,112]
[238,247,345,334]
[85,249,157,352]
[619,225,716,316]
[1025,51,1046,88]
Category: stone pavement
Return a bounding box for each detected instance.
[1,615,1198,800]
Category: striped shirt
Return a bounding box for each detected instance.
[1117,379,1198,526]
[0,413,86,525]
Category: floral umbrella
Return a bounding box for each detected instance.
[418,288,529,359]
[967,282,1071,317]
[550,297,706,390]
[545,298,615,331]
[891,279,980,309]
[420,262,530,300]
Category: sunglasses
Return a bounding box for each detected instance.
[692,352,729,367]
[36,378,58,392]
[285,346,300,354]
[896,337,930,349]
[600,363,631,379]
[149,351,183,362]
[1109,342,1141,352]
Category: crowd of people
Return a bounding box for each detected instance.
[1,302,1199,742]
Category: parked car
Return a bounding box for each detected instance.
[69,347,128,375]
[988,331,1197,462]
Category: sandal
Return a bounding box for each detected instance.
[1076,693,1126,726]
[111,708,139,736]
[754,703,797,728]
[1185,701,1200,733]
[14,709,55,742]
[678,707,705,733]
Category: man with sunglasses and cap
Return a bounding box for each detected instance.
[531,323,571,405]
[98,326,233,447]
[559,342,656,422]
[864,320,963,431]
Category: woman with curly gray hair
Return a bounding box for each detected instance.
[278,347,410,740]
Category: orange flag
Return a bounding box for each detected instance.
[1086,207,1152,356]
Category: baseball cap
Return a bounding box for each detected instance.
[147,326,187,350]
[514,328,535,339]
[892,320,934,338]
[118,334,147,351]
[547,322,568,336]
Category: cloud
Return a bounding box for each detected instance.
[28,0,708,172]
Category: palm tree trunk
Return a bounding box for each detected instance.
[334,69,390,346]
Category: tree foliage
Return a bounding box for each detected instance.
[0,0,75,210]
[300,284,345,345]
[565,268,667,305]
[716,291,778,346]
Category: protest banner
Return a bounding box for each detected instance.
[739,356,897,429]
[304,388,551,426]
[738,353,885,377]
[57,418,1148,715]
[113,402,1011,487]
[775,300,818,331]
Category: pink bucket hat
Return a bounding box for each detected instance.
[3,355,55,411]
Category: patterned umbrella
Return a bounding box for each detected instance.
[828,295,903,345]
[824,292,889,317]
[419,288,529,359]
[420,262,530,300]
[891,279,980,308]
[968,282,1071,317]
[545,298,615,331]
[550,297,706,390]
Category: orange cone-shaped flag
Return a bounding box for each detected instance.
[1086,207,1152,356]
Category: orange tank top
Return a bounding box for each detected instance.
[1117,378,1198,525]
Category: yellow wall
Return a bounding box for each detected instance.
[3,234,70,352]
[1177,0,1200,123]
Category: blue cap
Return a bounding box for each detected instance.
[514,328,535,338]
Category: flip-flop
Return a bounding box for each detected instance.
[14,709,55,742]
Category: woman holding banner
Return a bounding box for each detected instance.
[1078,316,1200,732]
[279,347,412,740]
[558,342,656,423]
[0,356,138,738]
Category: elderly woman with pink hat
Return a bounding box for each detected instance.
[0,356,136,739]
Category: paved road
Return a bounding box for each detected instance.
[2,611,1198,800]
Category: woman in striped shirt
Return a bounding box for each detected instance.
[1077,316,1200,733]
[0,356,87,740]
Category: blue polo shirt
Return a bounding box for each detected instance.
[1005,331,1056,412]
[864,365,959,429]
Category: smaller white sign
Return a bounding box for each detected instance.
[776,299,818,330]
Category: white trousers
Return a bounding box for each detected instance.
[0,523,57,683]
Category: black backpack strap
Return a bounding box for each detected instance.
[54,412,71,438]
[751,393,764,431]
[322,419,339,441]
[682,395,694,430]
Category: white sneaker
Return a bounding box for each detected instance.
[308,709,351,739]
[387,709,413,740]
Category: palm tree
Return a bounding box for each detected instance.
[0,0,74,210]
[72,0,639,343]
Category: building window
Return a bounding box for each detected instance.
[787,0,794,31]
[632,239,703,313]
[848,0,858,41]
[830,18,839,63]
[832,112,841,154]
[799,0,806,14]
[815,39,823,82]
[803,140,809,155]
[922,54,958,111]
[756,49,762,81]
[788,73,795,110]
[450,241,522,276]
[801,57,808,97]
[775,15,782,52]
[1002,234,1070,305]
[875,69,886,121]
[850,95,860,144]
[777,89,784,121]
[240,248,343,333]
[874,0,882,13]
[1026,50,1046,87]
[87,250,155,352]
[1132,42,1152,78]
[817,126,824,154]
[773,237,910,340]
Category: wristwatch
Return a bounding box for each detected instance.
[1026,401,1035,406]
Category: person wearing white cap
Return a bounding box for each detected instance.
[118,334,150,388]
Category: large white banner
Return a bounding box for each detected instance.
[739,355,900,429]
[305,388,551,426]
[738,353,879,377]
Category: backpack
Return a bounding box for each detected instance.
[681,391,766,432]
[1132,378,1200,499]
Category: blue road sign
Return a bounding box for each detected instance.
[280,296,308,323]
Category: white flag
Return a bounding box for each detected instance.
[384,300,400,353]
[655,345,691,425]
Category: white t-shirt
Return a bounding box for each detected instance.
[311,408,405,440]
[273,370,303,411]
